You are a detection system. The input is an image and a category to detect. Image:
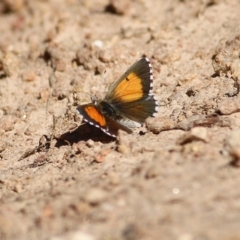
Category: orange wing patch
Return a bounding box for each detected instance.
[113,73,144,102]
[85,106,106,127]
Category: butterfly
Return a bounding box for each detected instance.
[77,57,158,137]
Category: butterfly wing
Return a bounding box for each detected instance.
[77,104,132,137]
[113,96,158,123]
[104,58,158,123]
[77,104,108,131]
[105,58,154,102]
[105,116,133,137]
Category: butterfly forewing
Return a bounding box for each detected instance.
[105,58,153,103]
[77,104,107,129]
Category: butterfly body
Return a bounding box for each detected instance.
[77,58,158,137]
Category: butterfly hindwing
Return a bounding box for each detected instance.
[113,96,158,123]
[105,116,133,137]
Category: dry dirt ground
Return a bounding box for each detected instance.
[1,0,240,240]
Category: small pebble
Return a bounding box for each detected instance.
[94,148,111,163]
[99,49,113,63]
[117,144,130,154]
[50,231,95,240]
[13,183,24,193]
[92,40,103,48]
[54,59,66,72]
[84,188,107,205]
[145,163,160,179]
[107,0,131,15]
[107,171,120,185]
[177,233,193,240]
[145,117,176,134]
[0,140,7,153]
[0,116,16,132]
[177,127,208,145]
[227,129,240,166]
[77,141,87,153]
[22,71,36,82]
[116,130,130,154]
[24,124,37,136]
[86,139,95,148]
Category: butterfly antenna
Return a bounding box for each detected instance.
[94,69,107,102]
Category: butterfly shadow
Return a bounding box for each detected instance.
[54,123,115,147]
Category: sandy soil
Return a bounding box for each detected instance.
[1,0,240,239]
